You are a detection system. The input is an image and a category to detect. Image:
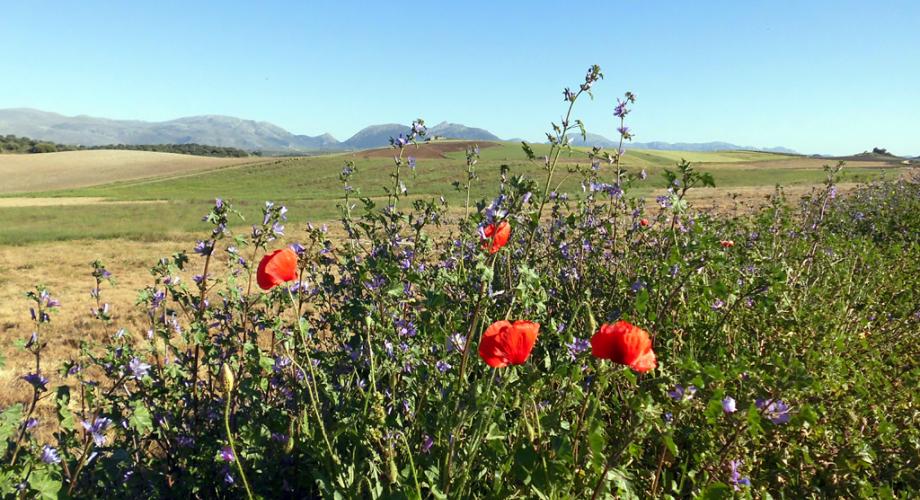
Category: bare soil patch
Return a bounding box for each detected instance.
[355,141,500,160]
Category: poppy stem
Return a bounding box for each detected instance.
[285,288,338,466]
[224,388,254,500]
[457,252,499,383]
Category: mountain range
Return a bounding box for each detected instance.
[0,108,796,154]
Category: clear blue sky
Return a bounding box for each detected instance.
[2,1,917,155]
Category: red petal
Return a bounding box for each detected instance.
[257,248,299,290]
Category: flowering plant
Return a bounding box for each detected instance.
[1,66,918,498]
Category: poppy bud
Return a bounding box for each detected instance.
[221,364,235,394]
[640,218,650,227]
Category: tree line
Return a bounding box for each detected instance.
[0,134,254,157]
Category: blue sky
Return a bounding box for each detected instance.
[2,1,917,155]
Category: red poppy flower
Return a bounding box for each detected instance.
[590,320,657,373]
[257,248,298,290]
[720,240,735,248]
[481,221,511,254]
[478,320,540,368]
[640,218,650,227]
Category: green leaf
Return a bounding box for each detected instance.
[28,469,62,500]
[662,433,678,457]
[697,482,732,499]
[55,387,75,430]
[0,404,23,442]
[130,400,153,434]
[747,404,763,439]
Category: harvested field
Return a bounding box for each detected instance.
[0,150,265,194]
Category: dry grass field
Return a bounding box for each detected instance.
[0,149,265,194]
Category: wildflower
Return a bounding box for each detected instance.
[41,445,61,464]
[729,460,751,490]
[640,169,648,180]
[481,220,511,254]
[756,398,792,424]
[565,337,591,361]
[639,218,649,227]
[128,357,151,379]
[193,240,214,256]
[613,98,629,118]
[421,435,434,453]
[590,320,658,373]
[81,417,112,446]
[394,318,417,337]
[257,248,299,290]
[24,418,38,431]
[408,156,416,170]
[478,320,540,368]
[448,333,466,353]
[219,446,235,462]
[720,240,735,248]
[711,299,725,311]
[436,360,452,373]
[21,372,48,391]
[667,385,697,401]
[722,396,737,413]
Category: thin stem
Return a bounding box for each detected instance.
[224,391,254,499]
[285,288,337,464]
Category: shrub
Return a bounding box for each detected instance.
[1,66,918,498]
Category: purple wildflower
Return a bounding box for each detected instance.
[667,385,697,401]
[41,445,61,464]
[722,396,737,414]
[421,435,434,453]
[729,460,751,490]
[613,99,628,118]
[81,417,112,446]
[711,299,725,311]
[128,357,151,379]
[219,446,235,462]
[193,240,214,256]
[436,360,452,373]
[565,338,591,361]
[21,372,48,391]
[756,398,791,424]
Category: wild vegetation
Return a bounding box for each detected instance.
[1,66,917,498]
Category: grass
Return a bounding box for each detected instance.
[0,142,907,245]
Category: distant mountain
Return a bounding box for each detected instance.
[428,122,500,141]
[0,108,801,155]
[0,108,335,151]
[570,132,797,154]
[340,123,406,149]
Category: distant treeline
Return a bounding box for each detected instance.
[0,134,254,157]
